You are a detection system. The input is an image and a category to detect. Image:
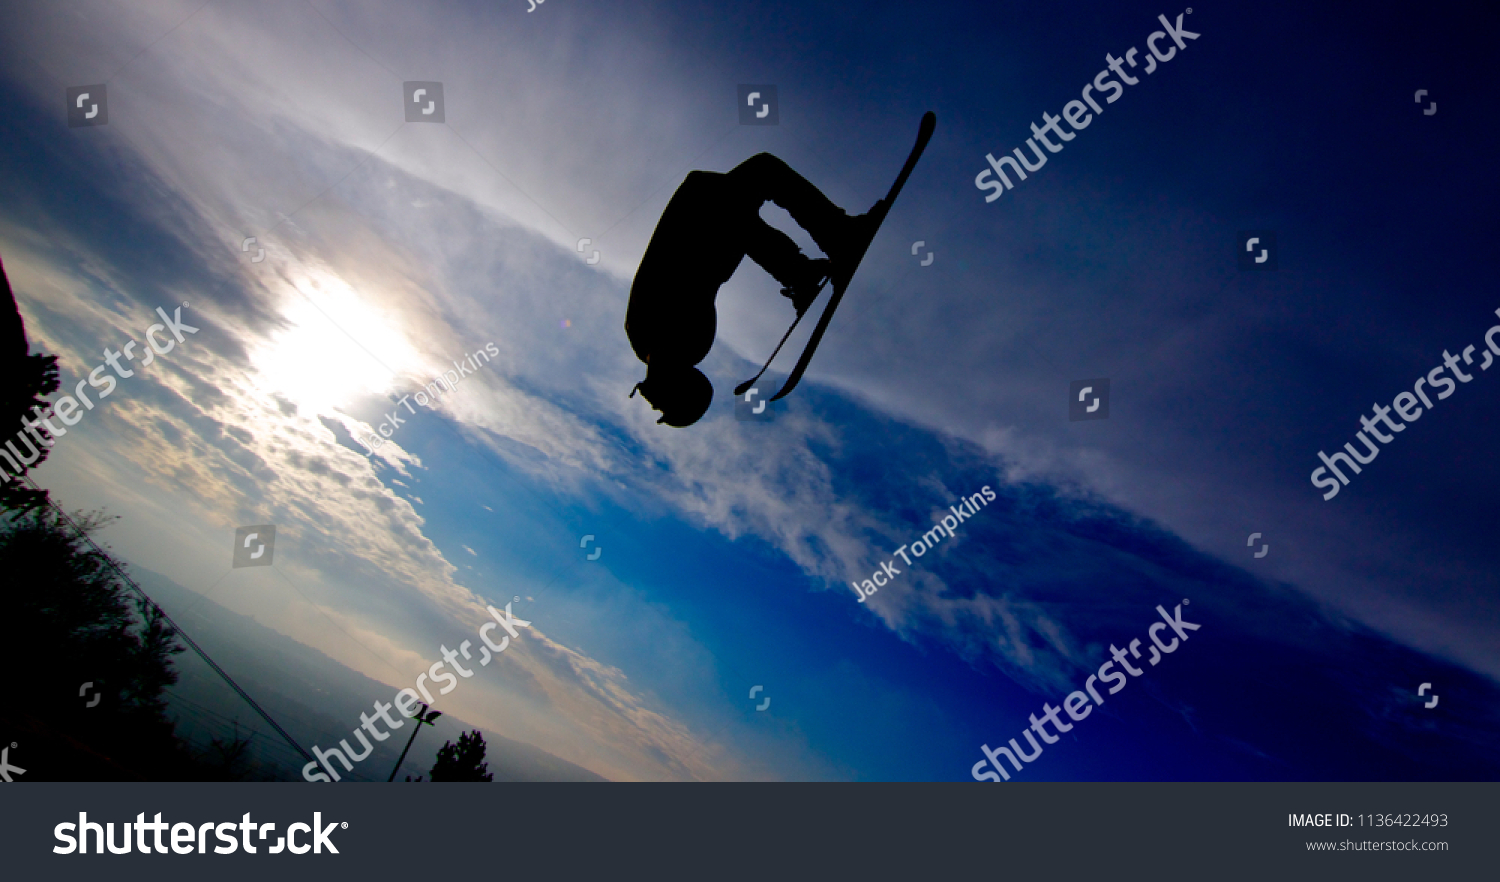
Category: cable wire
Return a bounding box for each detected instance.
[22,476,318,768]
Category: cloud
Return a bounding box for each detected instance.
[4,0,1497,786]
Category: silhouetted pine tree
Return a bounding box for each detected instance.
[0,253,59,511]
[429,730,493,782]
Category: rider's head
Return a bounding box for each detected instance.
[631,362,713,428]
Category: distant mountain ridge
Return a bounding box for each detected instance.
[128,561,608,782]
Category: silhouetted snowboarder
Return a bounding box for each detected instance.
[625,113,934,427]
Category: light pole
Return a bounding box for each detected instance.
[387,703,442,782]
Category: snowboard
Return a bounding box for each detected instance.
[735,111,936,402]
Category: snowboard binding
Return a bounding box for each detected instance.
[737,112,936,402]
[779,259,832,318]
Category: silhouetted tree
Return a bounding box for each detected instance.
[0,505,232,779]
[0,253,59,511]
[0,252,278,780]
[429,730,493,782]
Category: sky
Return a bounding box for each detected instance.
[1,0,1497,781]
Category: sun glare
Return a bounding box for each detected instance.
[249,272,421,415]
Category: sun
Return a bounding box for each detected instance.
[249,271,421,416]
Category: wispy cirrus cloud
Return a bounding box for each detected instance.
[3,0,1497,785]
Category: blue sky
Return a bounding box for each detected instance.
[1,0,1497,781]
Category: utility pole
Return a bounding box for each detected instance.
[387,703,442,782]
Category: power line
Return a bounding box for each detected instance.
[22,476,318,769]
[165,693,381,781]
